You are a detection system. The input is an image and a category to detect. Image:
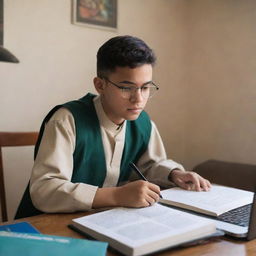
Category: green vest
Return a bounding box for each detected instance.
[15,93,151,219]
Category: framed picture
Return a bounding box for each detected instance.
[0,0,3,45]
[72,0,117,31]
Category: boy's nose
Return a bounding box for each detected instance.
[130,88,144,102]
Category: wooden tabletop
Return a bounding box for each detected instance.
[2,211,256,256]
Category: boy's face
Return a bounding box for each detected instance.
[95,64,153,125]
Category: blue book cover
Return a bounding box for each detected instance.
[0,231,108,256]
[0,221,40,234]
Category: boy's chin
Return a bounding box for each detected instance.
[125,114,141,121]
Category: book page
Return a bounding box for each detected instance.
[160,184,254,216]
[73,204,215,248]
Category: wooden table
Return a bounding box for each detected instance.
[1,211,256,256]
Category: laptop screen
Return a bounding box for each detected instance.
[247,193,256,240]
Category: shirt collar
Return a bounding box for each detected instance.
[93,95,126,135]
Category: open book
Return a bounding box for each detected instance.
[160,184,254,216]
[71,204,219,256]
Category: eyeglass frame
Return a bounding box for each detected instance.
[103,77,159,99]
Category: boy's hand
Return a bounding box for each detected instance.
[116,180,161,207]
[170,169,211,191]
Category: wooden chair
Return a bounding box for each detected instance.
[0,132,38,222]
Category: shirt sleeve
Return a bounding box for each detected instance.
[134,121,185,188]
[30,108,98,213]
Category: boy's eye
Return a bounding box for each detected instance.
[141,86,150,90]
[121,87,133,91]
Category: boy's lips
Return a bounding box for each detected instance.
[127,107,143,113]
[127,107,142,110]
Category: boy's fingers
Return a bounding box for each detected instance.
[148,182,161,195]
[189,174,201,191]
[148,189,160,202]
[201,179,210,191]
[145,196,156,206]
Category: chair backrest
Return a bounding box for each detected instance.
[194,159,256,192]
[0,132,38,222]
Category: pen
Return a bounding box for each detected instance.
[129,162,163,199]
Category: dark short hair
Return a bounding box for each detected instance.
[96,35,156,77]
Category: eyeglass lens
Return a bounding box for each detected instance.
[122,86,156,99]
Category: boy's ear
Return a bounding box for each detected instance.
[93,77,105,94]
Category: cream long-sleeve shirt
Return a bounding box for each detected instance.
[30,96,185,213]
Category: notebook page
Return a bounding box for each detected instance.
[160,184,254,216]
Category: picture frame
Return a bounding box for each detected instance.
[72,0,117,31]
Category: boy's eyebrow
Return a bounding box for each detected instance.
[118,80,153,86]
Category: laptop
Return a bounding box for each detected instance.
[189,192,256,239]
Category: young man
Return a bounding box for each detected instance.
[16,36,210,218]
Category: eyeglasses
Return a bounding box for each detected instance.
[104,78,159,99]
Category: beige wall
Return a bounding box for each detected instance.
[182,0,256,168]
[0,0,255,220]
[149,0,256,170]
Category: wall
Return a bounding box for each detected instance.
[183,0,256,169]
[0,0,186,220]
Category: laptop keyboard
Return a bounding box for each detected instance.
[161,203,252,227]
[216,204,252,227]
